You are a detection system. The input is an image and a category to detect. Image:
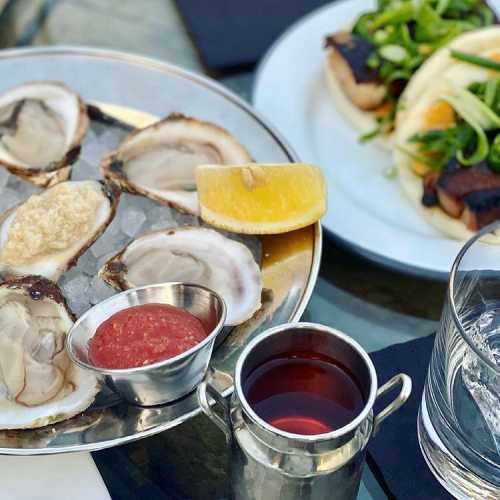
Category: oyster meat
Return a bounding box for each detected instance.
[101,113,252,214]
[0,81,89,187]
[100,226,262,325]
[0,180,120,281]
[0,276,99,429]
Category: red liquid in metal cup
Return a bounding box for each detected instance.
[89,303,207,369]
[243,351,365,435]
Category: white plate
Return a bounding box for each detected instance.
[253,0,498,279]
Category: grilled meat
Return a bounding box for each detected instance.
[421,161,500,230]
[325,32,386,110]
[422,172,439,207]
[436,162,500,199]
[435,162,500,217]
[437,189,464,218]
[463,189,500,231]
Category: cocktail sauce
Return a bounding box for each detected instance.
[89,303,207,369]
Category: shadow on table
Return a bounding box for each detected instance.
[319,232,446,321]
[93,413,228,500]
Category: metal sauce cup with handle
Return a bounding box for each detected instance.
[198,323,411,500]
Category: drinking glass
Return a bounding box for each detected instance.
[418,222,500,499]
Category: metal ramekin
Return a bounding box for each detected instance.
[66,282,226,406]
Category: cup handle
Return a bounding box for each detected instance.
[197,380,232,444]
[372,373,412,436]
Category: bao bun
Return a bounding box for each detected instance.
[394,26,500,242]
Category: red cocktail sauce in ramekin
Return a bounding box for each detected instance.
[88,303,207,369]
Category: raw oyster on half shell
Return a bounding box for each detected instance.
[101,113,252,214]
[0,180,120,281]
[0,81,89,187]
[0,276,99,429]
[99,226,262,325]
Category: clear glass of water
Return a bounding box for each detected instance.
[419,222,500,499]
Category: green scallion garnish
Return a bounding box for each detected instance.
[450,50,500,71]
[349,0,497,143]
[383,165,399,179]
[488,134,500,171]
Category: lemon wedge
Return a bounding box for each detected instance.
[196,163,327,234]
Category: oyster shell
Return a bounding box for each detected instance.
[0,276,99,430]
[100,226,262,325]
[0,81,89,187]
[0,180,120,281]
[101,113,252,214]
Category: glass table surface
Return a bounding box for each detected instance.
[0,1,447,498]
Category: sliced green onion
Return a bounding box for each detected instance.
[444,20,477,33]
[450,50,500,71]
[379,44,408,63]
[414,3,447,42]
[441,85,500,130]
[396,145,440,170]
[383,165,399,178]
[374,29,389,44]
[485,80,499,109]
[352,14,373,39]
[436,0,450,15]
[456,122,489,166]
[399,24,412,44]
[479,5,495,26]
[367,53,381,68]
[369,3,415,30]
[425,25,463,51]
[441,85,500,165]
[406,54,425,69]
[360,127,382,143]
[386,69,412,82]
[360,109,394,141]
[488,135,500,172]
[418,44,432,55]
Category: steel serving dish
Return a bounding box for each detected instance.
[0,46,321,455]
[68,283,226,406]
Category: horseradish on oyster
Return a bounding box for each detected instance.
[0,180,120,281]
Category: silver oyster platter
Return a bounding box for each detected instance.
[0,46,321,455]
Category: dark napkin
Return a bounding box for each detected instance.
[367,334,453,500]
[175,0,332,71]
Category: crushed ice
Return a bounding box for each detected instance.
[0,115,262,319]
[0,168,9,190]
